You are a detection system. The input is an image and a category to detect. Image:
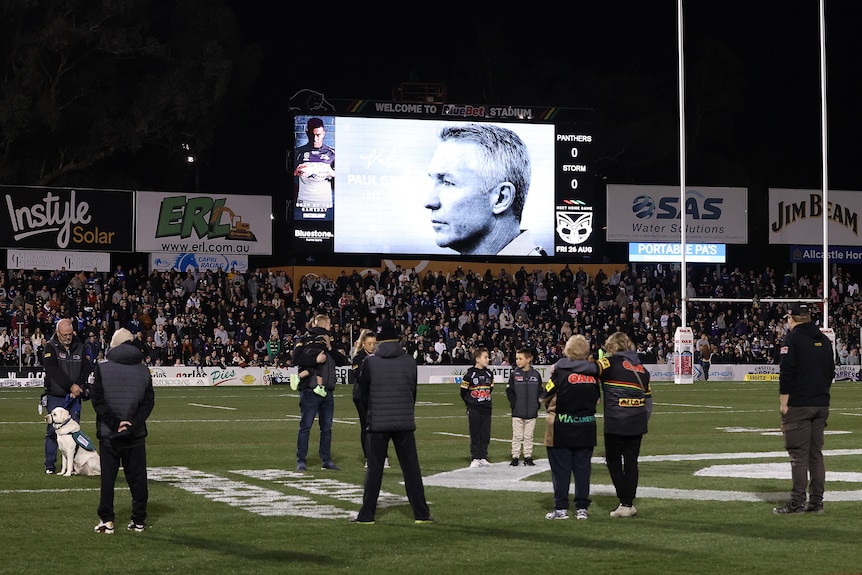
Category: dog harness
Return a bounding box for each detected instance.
[55,414,96,452]
[71,430,96,452]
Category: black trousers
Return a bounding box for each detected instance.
[98,437,148,524]
[604,433,643,506]
[357,431,431,522]
[467,407,492,460]
[547,445,593,510]
[354,398,369,459]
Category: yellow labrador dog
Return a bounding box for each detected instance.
[45,406,101,477]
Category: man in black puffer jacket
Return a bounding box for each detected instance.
[91,328,155,534]
[351,320,433,524]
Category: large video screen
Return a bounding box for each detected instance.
[290,104,597,260]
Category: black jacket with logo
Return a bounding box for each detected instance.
[541,358,600,448]
[597,350,652,436]
[42,334,91,398]
[779,321,833,407]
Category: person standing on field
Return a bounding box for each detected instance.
[773,303,834,515]
[597,332,652,518]
[461,346,494,467]
[92,328,155,534]
[506,347,542,466]
[351,320,433,524]
[42,317,92,474]
[293,314,349,472]
[541,335,600,521]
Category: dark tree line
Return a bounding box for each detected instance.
[0,0,262,190]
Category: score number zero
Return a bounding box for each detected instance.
[561,147,585,190]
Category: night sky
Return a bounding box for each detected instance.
[222,0,861,268]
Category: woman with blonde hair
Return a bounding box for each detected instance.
[350,328,387,468]
[597,331,652,518]
[541,334,600,521]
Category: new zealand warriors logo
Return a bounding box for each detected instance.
[556,211,593,245]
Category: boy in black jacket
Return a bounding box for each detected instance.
[506,348,542,466]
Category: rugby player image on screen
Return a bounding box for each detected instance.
[425,123,545,256]
[294,117,335,209]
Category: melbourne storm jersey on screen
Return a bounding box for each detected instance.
[295,144,335,208]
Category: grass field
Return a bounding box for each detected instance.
[2,381,862,575]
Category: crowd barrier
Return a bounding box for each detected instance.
[2,363,859,389]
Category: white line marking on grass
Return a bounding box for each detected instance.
[0,488,99,494]
[421,460,782,501]
[424,450,862,502]
[435,432,515,444]
[149,466,351,519]
[146,466,409,519]
[659,403,732,409]
[716,426,850,436]
[188,403,237,410]
[696,462,862,483]
[636,448,862,462]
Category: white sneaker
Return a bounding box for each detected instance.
[469,459,482,468]
[478,459,491,467]
[94,520,114,534]
[384,458,391,468]
[576,508,589,520]
[610,504,637,518]
[545,509,569,520]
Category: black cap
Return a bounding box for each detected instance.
[785,303,811,318]
[376,320,400,341]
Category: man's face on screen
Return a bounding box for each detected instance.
[307,127,325,149]
[425,141,495,252]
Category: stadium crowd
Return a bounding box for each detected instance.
[0,262,859,370]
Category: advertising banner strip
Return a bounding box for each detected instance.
[789,244,862,264]
[769,188,861,245]
[2,364,858,388]
[606,184,748,244]
[135,191,273,255]
[150,253,249,273]
[629,242,726,263]
[0,185,134,251]
[7,249,112,272]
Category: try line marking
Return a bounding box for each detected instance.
[188,403,237,410]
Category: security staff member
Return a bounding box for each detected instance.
[773,303,834,514]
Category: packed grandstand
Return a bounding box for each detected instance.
[0,262,859,373]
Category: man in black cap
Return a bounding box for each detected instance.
[350,320,433,524]
[773,303,834,515]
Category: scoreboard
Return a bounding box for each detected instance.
[289,100,600,261]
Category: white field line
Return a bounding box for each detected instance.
[188,403,237,410]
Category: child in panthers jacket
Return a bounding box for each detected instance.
[461,347,494,468]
